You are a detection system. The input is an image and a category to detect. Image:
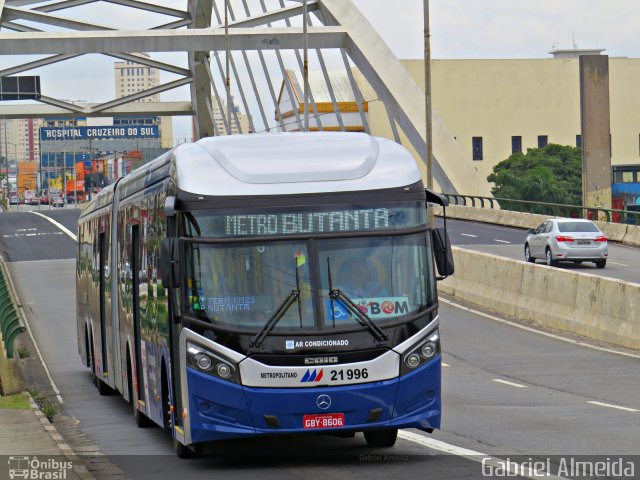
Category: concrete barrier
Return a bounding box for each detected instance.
[435,205,549,230]
[0,346,23,395]
[435,204,640,247]
[622,223,640,248]
[593,220,628,243]
[440,247,640,350]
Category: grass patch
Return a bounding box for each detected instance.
[0,393,30,410]
[28,390,58,422]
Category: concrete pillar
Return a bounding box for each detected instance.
[579,55,612,211]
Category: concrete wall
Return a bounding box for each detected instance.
[440,247,640,350]
[0,346,23,395]
[365,57,640,189]
[609,58,640,165]
[394,59,583,183]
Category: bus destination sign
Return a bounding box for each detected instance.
[225,208,390,236]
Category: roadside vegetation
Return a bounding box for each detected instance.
[0,393,30,410]
[29,390,58,422]
[487,144,582,214]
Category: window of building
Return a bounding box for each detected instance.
[511,136,522,154]
[472,137,483,161]
[576,135,582,148]
[538,135,548,148]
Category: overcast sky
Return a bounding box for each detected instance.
[357,0,640,60]
[3,1,639,141]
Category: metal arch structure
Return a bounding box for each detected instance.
[0,0,492,195]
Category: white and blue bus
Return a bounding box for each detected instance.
[77,132,454,457]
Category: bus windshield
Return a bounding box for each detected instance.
[183,234,436,331]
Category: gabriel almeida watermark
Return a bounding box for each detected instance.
[7,456,73,480]
[481,456,635,478]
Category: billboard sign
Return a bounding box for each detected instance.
[40,125,159,140]
[0,76,41,100]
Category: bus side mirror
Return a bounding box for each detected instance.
[160,238,180,288]
[432,228,455,278]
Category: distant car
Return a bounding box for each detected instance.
[29,196,40,205]
[51,196,65,207]
[9,196,19,205]
[524,218,608,268]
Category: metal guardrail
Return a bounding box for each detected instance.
[0,260,26,359]
[442,194,640,226]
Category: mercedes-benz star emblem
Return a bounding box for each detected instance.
[316,394,331,410]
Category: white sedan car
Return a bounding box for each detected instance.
[524,218,608,268]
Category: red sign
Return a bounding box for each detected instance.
[303,413,345,429]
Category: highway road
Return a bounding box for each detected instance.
[439,218,640,285]
[1,209,639,479]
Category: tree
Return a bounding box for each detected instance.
[487,144,582,214]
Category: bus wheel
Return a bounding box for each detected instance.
[133,403,154,428]
[128,357,153,428]
[364,429,398,448]
[173,438,203,459]
[88,331,97,386]
[96,377,112,396]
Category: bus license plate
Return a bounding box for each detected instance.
[303,413,345,429]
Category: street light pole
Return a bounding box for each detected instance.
[303,0,309,132]
[225,0,231,134]
[424,0,435,226]
[3,121,9,206]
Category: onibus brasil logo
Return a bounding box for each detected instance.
[7,456,73,480]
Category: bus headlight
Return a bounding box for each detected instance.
[400,328,441,376]
[187,342,240,384]
[195,353,212,371]
[216,363,232,378]
[405,353,421,369]
[421,342,436,359]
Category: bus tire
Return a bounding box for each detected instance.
[363,428,398,448]
[96,377,112,396]
[173,438,203,459]
[88,329,97,386]
[128,352,154,428]
[133,402,154,428]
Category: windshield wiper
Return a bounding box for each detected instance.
[249,289,299,348]
[327,258,388,343]
[250,256,303,348]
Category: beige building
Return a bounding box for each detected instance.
[114,54,173,148]
[364,54,640,190]
[208,96,251,136]
[0,118,44,179]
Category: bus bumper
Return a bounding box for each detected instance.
[186,355,441,444]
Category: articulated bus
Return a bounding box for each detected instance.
[77,132,454,457]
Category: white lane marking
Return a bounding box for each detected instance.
[30,211,77,242]
[399,431,567,480]
[494,239,511,244]
[460,233,477,238]
[587,401,639,412]
[441,297,640,360]
[442,362,450,367]
[608,261,629,267]
[493,378,527,388]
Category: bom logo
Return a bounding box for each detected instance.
[358,300,409,316]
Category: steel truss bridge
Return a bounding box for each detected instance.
[0,0,492,195]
